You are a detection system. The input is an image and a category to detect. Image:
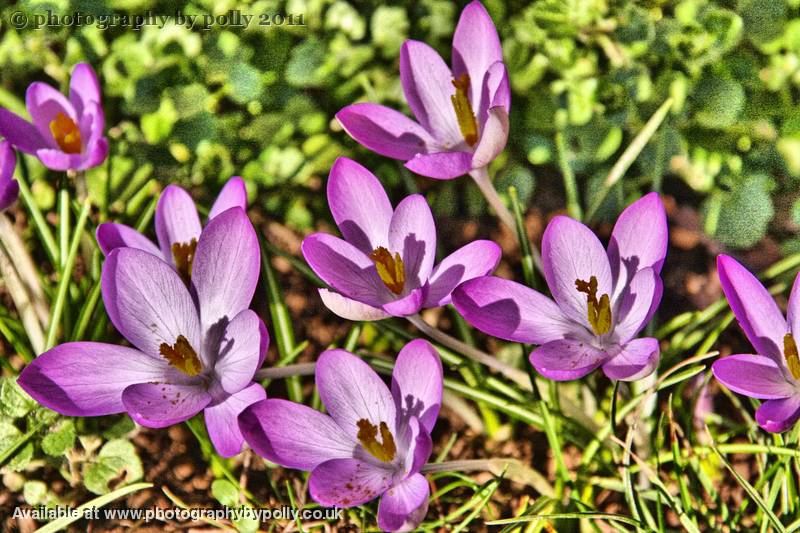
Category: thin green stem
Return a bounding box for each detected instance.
[469,166,516,232]
[15,155,58,265]
[555,130,583,220]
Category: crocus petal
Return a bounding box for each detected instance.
[452,0,503,115]
[122,382,211,429]
[17,342,169,417]
[399,40,461,145]
[530,339,609,381]
[602,337,660,381]
[0,108,46,153]
[336,104,434,161]
[154,184,202,263]
[607,192,668,297]
[389,194,436,287]
[213,309,263,394]
[382,287,426,317]
[612,267,662,343]
[717,255,788,361]
[310,458,394,507]
[786,273,800,337]
[542,215,613,327]
[316,349,397,441]
[102,248,202,358]
[424,240,501,307]
[405,151,473,180]
[0,141,18,211]
[95,222,161,257]
[69,63,101,118]
[191,207,259,335]
[402,416,432,476]
[453,276,575,344]
[471,106,508,169]
[239,398,355,470]
[302,233,385,307]
[478,61,510,125]
[35,149,83,172]
[318,289,391,321]
[204,383,266,458]
[392,340,442,434]
[756,396,800,433]
[378,473,430,532]
[327,157,393,253]
[26,82,75,146]
[712,354,797,400]
[208,176,248,220]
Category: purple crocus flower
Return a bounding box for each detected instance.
[712,255,800,432]
[336,1,509,180]
[0,63,108,171]
[453,193,667,381]
[239,340,442,532]
[0,141,19,211]
[18,207,267,457]
[302,157,501,320]
[96,176,247,281]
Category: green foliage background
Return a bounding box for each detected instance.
[1,0,799,248]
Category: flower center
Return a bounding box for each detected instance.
[171,238,197,283]
[159,335,202,376]
[575,276,612,336]
[369,246,405,295]
[451,74,478,147]
[357,419,396,463]
[49,112,82,154]
[784,333,800,380]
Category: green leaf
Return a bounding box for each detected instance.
[23,481,49,506]
[211,479,239,507]
[693,76,745,129]
[83,439,144,495]
[709,174,774,248]
[0,377,35,419]
[42,419,76,457]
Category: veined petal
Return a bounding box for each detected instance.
[154,184,202,263]
[478,61,510,126]
[756,396,800,433]
[309,458,394,507]
[382,287,426,317]
[336,104,434,161]
[327,157,392,253]
[95,222,161,257]
[239,398,355,470]
[602,337,660,381]
[712,354,797,400]
[0,108,46,153]
[612,267,662,343]
[424,240,501,307]
[17,342,169,417]
[378,474,430,533]
[471,106,508,169]
[0,141,18,211]
[530,339,609,381]
[453,276,575,345]
[392,339,442,434]
[26,82,75,148]
[318,289,391,321]
[787,273,800,337]
[389,194,436,287]
[208,176,248,220]
[405,151,473,180]
[213,309,263,394]
[69,63,101,118]
[35,149,83,171]
[122,382,211,429]
[204,383,266,458]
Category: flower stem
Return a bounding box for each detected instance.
[407,314,532,392]
[255,362,317,381]
[554,131,583,221]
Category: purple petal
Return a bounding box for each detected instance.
[756,396,800,433]
[239,398,355,470]
[717,255,788,361]
[154,184,202,263]
[95,222,161,257]
[69,63,101,118]
[0,108,46,153]
[213,310,263,394]
[204,382,265,458]
[35,149,83,172]
[122,382,210,429]
[530,339,609,381]
[316,349,397,441]
[379,474,430,532]
[208,176,248,220]
[0,141,18,211]
[389,194,436,287]
[191,207,259,335]
[405,151,473,180]
[402,416,432,476]
[399,40,461,144]
[612,267,663,343]
[327,157,392,253]
[392,340,442,434]
[542,215,613,327]
[712,354,797,400]
[453,276,575,344]
[318,289,391,321]
[471,107,508,169]
[26,82,74,147]
[17,342,169,417]
[382,287,426,317]
[102,247,202,358]
[309,458,394,507]
[452,0,503,116]
[302,233,385,307]
[424,240,501,307]
[787,273,800,337]
[478,61,510,125]
[608,192,668,297]
[336,104,434,161]
[602,337,660,381]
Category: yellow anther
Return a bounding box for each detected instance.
[159,335,202,376]
[369,246,405,295]
[575,276,612,336]
[171,238,197,283]
[784,334,800,380]
[49,112,82,154]
[357,419,396,462]
[451,74,478,146]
